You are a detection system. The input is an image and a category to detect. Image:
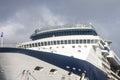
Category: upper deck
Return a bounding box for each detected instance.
[30,24,98,40]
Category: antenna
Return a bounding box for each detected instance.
[0,32,3,47]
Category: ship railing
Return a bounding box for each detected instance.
[0,43,17,47]
[110,70,120,80]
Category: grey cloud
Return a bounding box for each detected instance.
[45,0,120,22]
[0,5,66,44]
[1,0,120,22]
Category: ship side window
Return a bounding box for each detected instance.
[28,44,30,48]
[76,40,79,44]
[25,45,27,48]
[38,42,41,46]
[30,44,32,48]
[72,40,75,44]
[100,40,105,45]
[32,43,34,47]
[22,45,24,48]
[51,41,53,45]
[57,40,60,45]
[36,40,97,45]
[27,44,29,48]
[41,42,44,46]
[87,39,90,44]
[68,40,71,44]
[53,41,56,45]
[48,41,50,45]
[26,44,29,48]
[44,42,47,46]
[91,40,94,43]
[95,39,98,43]
[104,47,110,52]
[83,39,86,44]
[65,40,67,44]
[24,45,26,48]
[80,40,82,44]
[61,40,64,44]
[35,43,37,47]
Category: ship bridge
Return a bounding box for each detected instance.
[30,24,98,40]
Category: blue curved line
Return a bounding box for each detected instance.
[0,47,107,80]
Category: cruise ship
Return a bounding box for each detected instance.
[0,24,120,80]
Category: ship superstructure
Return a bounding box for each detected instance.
[0,24,120,80]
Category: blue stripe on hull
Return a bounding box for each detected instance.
[0,47,107,80]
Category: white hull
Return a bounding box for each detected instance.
[0,52,81,80]
[0,48,108,80]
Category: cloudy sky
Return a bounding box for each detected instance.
[0,0,120,57]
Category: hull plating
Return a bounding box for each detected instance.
[0,47,107,80]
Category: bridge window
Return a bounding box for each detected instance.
[31,29,97,40]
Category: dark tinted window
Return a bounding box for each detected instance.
[31,29,97,40]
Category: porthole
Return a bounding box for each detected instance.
[72,46,75,48]
[84,45,87,48]
[78,50,81,52]
[50,69,57,72]
[78,45,81,48]
[49,47,52,49]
